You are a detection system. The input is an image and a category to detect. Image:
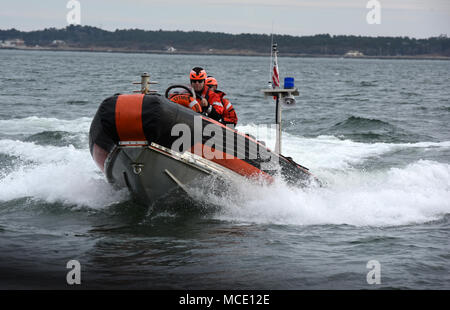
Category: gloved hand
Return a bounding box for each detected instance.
[200,98,209,107]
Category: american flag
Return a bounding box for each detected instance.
[272,45,280,88]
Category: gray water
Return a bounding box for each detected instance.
[0,49,449,289]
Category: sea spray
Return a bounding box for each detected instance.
[0,139,128,208]
[212,159,450,227]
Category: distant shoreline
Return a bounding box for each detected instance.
[2,45,450,61]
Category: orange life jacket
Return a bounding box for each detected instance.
[169,93,202,113]
[216,90,238,125]
[192,87,224,121]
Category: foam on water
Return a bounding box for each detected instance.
[210,124,450,227]
[0,120,449,224]
[0,139,128,208]
[214,160,450,227]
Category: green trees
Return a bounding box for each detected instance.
[0,26,448,56]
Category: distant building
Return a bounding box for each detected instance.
[51,40,66,46]
[0,39,25,47]
[344,50,364,57]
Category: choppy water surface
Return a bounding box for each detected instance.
[0,49,449,289]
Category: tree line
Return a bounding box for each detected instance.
[1,25,449,56]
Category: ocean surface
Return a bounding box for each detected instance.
[0,49,449,289]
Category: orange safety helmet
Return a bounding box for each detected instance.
[190,67,207,80]
[205,76,218,87]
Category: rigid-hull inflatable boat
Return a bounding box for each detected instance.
[89,91,315,205]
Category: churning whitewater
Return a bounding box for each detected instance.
[1,117,448,227]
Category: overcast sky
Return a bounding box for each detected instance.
[1,0,449,38]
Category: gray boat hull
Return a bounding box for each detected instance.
[105,142,243,205]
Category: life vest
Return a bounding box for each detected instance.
[216,90,238,125]
[169,93,202,113]
[194,87,224,121]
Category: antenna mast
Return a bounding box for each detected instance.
[261,42,299,156]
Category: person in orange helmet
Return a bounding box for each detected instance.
[189,67,224,121]
[205,76,238,126]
